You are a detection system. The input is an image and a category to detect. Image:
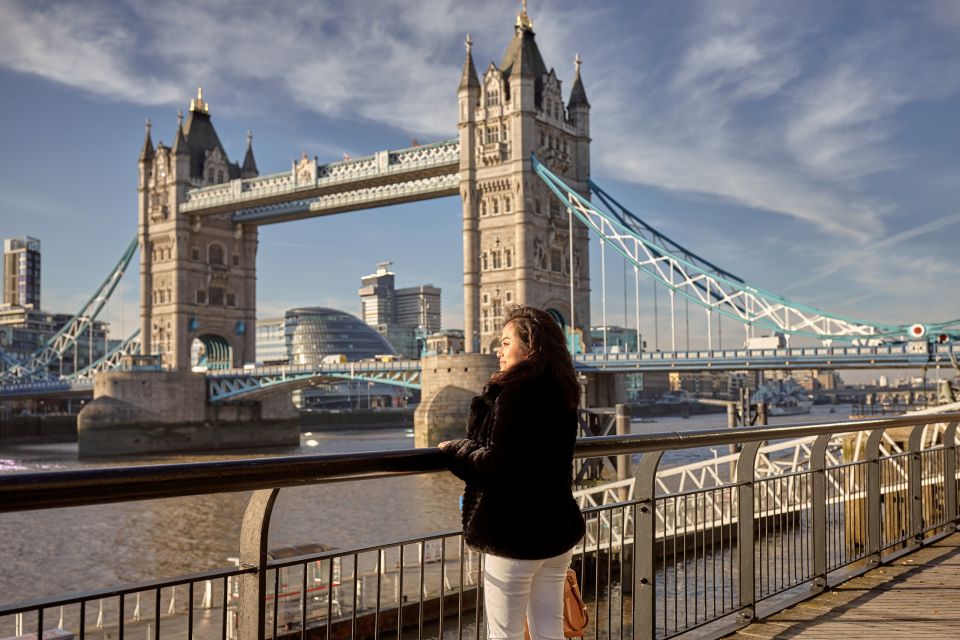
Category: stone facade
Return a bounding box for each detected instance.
[138,90,259,371]
[414,353,498,447]
[458,9,591,354]
[77,367,299,456]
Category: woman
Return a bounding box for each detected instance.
[439,305,585,640]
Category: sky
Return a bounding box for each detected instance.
[0,0,958,382]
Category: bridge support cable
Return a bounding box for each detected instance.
[69,330,141,382]
[532,156,959,343]
[1,236,138,381]
[601,237,607,353]
[568,198,576,350]
[652,279,659,351]
[634,264,641,353]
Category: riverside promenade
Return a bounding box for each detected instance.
[728,533,960,639]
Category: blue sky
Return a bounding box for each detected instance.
[0,0,958,365]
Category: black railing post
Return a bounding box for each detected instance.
[238,488,280,640]
[945,422,959,529]
[632,449,663,640]
[810,434,831,591]
[908,424,925,545]
[736,441,761,624]
[865,428,885,563]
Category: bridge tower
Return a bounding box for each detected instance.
[137,90,260,370]
[458,4,591,353]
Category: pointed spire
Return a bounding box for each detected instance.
[139,118,154,161]
[516,0,533,32]
[190,87,210,114]
[501,3,546,82]
[172,109,188,155]
[241,129,258,178]
[568,53,590,109]
[459,33,480,92]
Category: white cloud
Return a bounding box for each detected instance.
[782,212,960,295]
[0,1,181,105]
[2,0,958,321]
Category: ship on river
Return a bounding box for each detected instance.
[752,378,813,416]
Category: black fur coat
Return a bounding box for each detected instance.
[441,372,585,559]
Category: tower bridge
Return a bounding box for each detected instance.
[0,4,957,454]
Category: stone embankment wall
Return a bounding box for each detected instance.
[77,370,300,456]
[0,414,77,443]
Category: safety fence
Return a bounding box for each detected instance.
[0,413,957,640]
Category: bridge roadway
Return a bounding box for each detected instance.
[207,342,954,401]
[727,532,960,639]
[1,342,955,401]
[179,139,460,223]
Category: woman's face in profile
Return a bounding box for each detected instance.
[496,321,528,372]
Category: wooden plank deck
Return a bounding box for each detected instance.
[727,532,960,638]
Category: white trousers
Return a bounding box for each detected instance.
[482,549,574,640]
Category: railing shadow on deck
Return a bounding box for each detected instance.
[1,412,958,640]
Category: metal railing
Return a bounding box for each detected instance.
[1,413,958,640]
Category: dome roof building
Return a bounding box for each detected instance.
[284,307,396,364]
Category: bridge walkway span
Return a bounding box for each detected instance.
[727,532,960,638]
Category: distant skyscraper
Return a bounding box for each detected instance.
[359,262,395,327]
[358,262,442,358]
[3,236,41,309]
[255,317,287,364]
[395,285,441,333]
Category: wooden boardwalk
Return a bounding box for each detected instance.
[728,532,960,639]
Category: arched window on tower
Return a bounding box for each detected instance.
[492,198,499,215]
[504,196,511,213]
[208,244,224,265]
[481,252,488,271]
[550,247,563,273]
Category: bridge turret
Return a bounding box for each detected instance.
[457,3,591,354]
[139,119,154,163]
[240,130,259,179]
[138,90,258,372]
[459,34,482,353]
[171,109,192,187]
[567,54,591,189]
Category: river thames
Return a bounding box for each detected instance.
[0,405,852,603]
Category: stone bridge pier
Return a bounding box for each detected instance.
[414,353,498,448]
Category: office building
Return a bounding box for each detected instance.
[358,262,442,358]
[0,306,108,375]
[254,317,287,364]
[359,262,395,327]
[589,325,641,353]
[425,329,465,355]
[3,236,41,308]
[395,285,441,334]
[285,307,396,364]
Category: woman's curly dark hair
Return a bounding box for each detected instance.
[489,305,581,409]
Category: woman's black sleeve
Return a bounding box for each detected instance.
[441,387,524,485]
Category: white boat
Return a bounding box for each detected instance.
[752,379,813,416]
[767,397,814,415]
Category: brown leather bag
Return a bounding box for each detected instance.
[524,569,589,640]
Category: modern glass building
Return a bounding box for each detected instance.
[284,307,396,364]
[3,236,41,309]
[255,317,287,364]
